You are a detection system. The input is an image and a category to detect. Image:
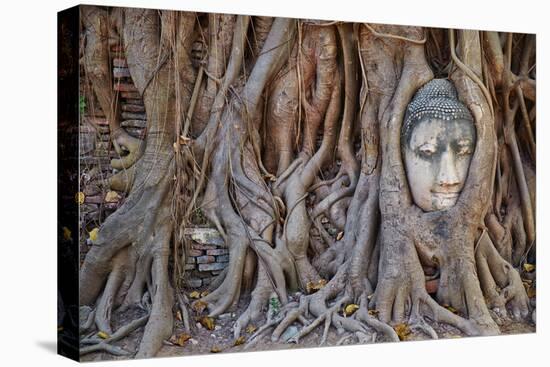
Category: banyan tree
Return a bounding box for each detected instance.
[76,6,536,358]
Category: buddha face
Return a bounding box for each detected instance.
[403,117,476,212]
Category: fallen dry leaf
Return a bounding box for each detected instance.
[306,279,327,294]
[444,305,458,314]
[344,304,359,317]
[89,228,99,242]
[368,309,379,316]
[170,333,191,346]
[200,290,210,297]
[393,323,411,341]
[200,316,215,330]
[104,191,121,203]
[176,310,182,321]
[523,263,535,273]
[189,291,200,299]
[76,192,85,205]
[245,324,257,334]
[233,336,245,346]
[336,231,344,241]
[210,346,222,353]
[192,300,208,313]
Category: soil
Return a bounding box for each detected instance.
[80,287,536,362]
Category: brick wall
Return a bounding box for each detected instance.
[79,45,229,287]
[182,228,230,288]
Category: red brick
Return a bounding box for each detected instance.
[191,243,217,250]
[121,119,147,128]
[196,255,215,264]
[216,255,229,262]
[113,82,138,92]
[124,99,144,105]
[121,112,146,120]
[120,91,141,99]
[198,262,227,272]
[206,248,228,256]
[122,104,145,113]
[188,249,203,257]
[113,67,131,78]
[112,58,127,67]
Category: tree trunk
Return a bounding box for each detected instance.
[78,7,535,357]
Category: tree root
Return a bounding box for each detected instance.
[80,315,149,357]
[476,230,529,320]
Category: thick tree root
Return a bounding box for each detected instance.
[476,230,529,320]
[80,315,149,357]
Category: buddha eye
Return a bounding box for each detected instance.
[417,143,436,158]
[456,141,473,156]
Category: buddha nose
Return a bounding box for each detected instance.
[437,149,460,188]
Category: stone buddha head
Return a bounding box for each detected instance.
[401,79,476,212]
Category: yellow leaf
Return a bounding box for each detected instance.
[200,290,210,297]
[445,305,458,314]
[200,316,215,330]
[62,227,72,241]
[234,336,245,346]
[172,333,191,346]
[306,279,327,293]
[393,323,411,341]
[192,300,208,313]
[189,291,200,299]
[368,309,379,316]
[245,324,257,334]
[523,263,536,273]
[336,231,344,241]
[97,331,109,339]
[89,228,99,242]
[104,191,121,203]
[76,192,85,205]
[210,346,222,353]
[344,304,359,317]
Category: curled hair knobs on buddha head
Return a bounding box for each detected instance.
[401,79,474,148]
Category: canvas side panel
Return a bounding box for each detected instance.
[58,5,80,362]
